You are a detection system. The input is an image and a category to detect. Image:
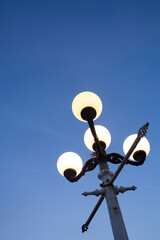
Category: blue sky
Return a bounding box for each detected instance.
[0,0,160,239]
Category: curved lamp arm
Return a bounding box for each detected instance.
[106,153,145,166]
[64,157,99,182]
[106,122,149,167]
[106,122,149,186]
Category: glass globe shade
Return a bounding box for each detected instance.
[72,91,102,122]
[84,125,111,151]
[57,152,83,176]
[123,134,150,160]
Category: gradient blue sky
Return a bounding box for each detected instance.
[0,0,160,239]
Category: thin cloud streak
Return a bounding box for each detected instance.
[0,106,66,140]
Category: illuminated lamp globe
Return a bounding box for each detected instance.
[72,91,102,122]
[123,134,150,161]
[84,125,111,151]
[57,152,83,178]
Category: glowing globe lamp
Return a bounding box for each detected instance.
[84,125,111,151]
[72,91,102,122]
[57,152,83,179]
[123,134,150,161]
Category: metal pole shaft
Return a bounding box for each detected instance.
[99,162,129,240]
[104,185,129,240]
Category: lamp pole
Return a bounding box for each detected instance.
[57,91,150,240]
[100,162,129,240]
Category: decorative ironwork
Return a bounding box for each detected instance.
[82,224,88,233]
[138,122,149,138]
[114,185,137,195]
[65,157,98,182]
[65,123,149,183]
[83,157,98,172]
[106,153,123,164]
[62,121,149,235]
[82,188,105,197]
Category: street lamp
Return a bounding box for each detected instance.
[57,91,150,240]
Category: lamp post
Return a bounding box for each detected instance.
[57,91,150,240]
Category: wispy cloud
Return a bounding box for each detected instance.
[1,161,54,175]
[0,106,64,139]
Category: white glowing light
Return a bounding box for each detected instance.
[84,125,111,151]
[57,152,83,176]
[123,134,150,160]
[72,91,102,122]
